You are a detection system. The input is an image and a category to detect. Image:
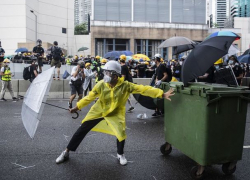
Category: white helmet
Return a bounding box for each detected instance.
[154,53,161,58]
[102,60,121,74]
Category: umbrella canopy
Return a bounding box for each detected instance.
[181,31,240,85]
[104,51,133,60]
[133,94,157,110]
[238,54,250,64]
[132,54,150,61]
[122,50,133,56]
[21,67,55,138]
[242,49,250,56]
[15,47,28,53]
[158,36,195,48]
[228,44,240,56]
[78,47,89,52]
[173,42,199,55]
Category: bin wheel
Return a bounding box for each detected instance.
[160,142,172,156]
[190,166,205,180]
[222,162,236,175]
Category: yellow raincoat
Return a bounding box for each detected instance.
[77,77,164,142]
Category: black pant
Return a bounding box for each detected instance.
[84,82,92,96]
[67,118,125,155]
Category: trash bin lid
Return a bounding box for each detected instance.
[168,82,250,97]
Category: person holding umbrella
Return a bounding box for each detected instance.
[55,60,175,165]
[228,55,243,85]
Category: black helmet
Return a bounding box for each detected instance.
[37,39,42,46]
[53,41,58,46]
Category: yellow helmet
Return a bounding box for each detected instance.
[3,59,10,63]
[120,54,126,60]
[28,52,31,55]
[85,62,91,67]
[160,58,164,62]
[101,59,107,63]
[214,58,223,65]
[95,55,100,59]
[145,62,149,65]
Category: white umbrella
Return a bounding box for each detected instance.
[158,36,195,48]
[228,44,240,56]
[21,67,55,138]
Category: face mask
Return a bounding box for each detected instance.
[229,60,234,65]
[103,75,111,83]
[235,63,239,66]
[179,61,183,65]
[35,62,38,65]
[215,65,220,70]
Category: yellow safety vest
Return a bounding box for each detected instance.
[66,58,71,65]
[1,67,11,81]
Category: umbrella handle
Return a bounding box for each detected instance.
[72,112,79,119]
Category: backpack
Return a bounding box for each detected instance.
[23,66,31,80]
[52,46,62,61]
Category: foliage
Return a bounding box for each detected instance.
[74,23,89,35]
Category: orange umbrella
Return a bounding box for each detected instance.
[132,54,150,61]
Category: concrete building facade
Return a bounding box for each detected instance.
[215,0,229,28]
[0,0,75,56]
[90,0,209,59]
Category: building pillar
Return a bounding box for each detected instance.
[130,38,134,53]
[168,47,172,60]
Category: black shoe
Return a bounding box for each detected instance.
[68,101,72,109]
[12,97,18,102]
[0,98,7,102]
[152,112,162,117]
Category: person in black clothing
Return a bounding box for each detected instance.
[120,55,134,112]
[152,55,170,117]
[0,41,5,69]
[137,59,147,78]
[32,39,44,73]
[173,61,182,81]
[228,55,243,85]
[29,60,38,82]
[49,41,63,80]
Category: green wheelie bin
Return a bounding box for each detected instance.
[160,82,250,179]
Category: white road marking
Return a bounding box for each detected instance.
[243,146,250,148]
[11,162,35,170]
[63,134,69,142]
[152,176,157,180]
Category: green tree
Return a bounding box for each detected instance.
[74,23,89,35]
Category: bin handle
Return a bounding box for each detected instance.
[207,95,250,105]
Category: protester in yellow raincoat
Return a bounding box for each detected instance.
[56,61,174,165]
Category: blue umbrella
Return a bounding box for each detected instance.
[238,54,250,64]
[15,47,28,53]
[104,51,133,60]
[122,50,133,56]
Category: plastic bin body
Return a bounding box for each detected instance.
[162,82,249,166]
